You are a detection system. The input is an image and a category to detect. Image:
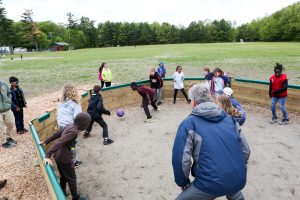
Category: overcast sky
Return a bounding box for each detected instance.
[3,0,299,26]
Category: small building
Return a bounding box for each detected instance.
[48,42,69,51]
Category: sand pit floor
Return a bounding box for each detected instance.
[74,100,300,200]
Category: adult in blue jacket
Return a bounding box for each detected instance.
[172,83,250,200]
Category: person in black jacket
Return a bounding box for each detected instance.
[149,68,163,105]
[84,85,113,145]
[9,77,28,134]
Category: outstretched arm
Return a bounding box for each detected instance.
[272,80,288,95]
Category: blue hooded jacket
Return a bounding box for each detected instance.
[157,63,166,78]
[172,102,250,196]
[230,96,246,126]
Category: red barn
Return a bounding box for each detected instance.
[48,42,69,51]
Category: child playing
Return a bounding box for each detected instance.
[98,63,105,88]
[217,95,246,126]
[102,63,112,87]
[173,66,191,104]
[84,85,113,145]
[9,76,28,134]
[223,87,246,126]
[269,63,289,125]
[210,68,230,98]
[149,68,163,106]
[130,82,159,123]
[203,67,214,81]
[57,83,83,168]
[157,62,166,78]
[43,112,91,200]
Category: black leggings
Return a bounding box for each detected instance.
[101,81,111,88]
[86,117,108,138]
[174,89,189,103]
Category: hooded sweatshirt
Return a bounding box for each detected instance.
[172,102,250,196]
[57,100,82,128]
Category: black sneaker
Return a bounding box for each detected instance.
[74,160,83,169]
[103,138,114,145]
[77,194,87,200]
[0,179,7,189]
[187,99,191,104]
[157,102,162,106]
[2,142,15,148]
[279,119,289,125]
[83,131,90,138]
[7,137,17,144]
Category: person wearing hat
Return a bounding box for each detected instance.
[9,76,27,134]
[0,79,17,148]
[223,87,246,126]
[172,83,250,200]
[42,112,91,200]
[157,62,166,78]
[83,85,113,145]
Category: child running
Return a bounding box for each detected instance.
[57,83,83,168]
[149,68,163,105]
[9,76,28,134]
[173,66,191,104]
[84,85,113,145]
[269,63,289,125]
[210,68,230,98]
[218,95,246,126]
[130,82,159,123]
[43,112,91,200]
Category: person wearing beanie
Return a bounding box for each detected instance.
[172,83,250,200]
[9,76,28,134]
[131,82,159,123]
[84,85,113,145]
[42,112,91,200]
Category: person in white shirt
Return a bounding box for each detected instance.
[173,66,191,104]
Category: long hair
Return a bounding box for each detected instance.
[213,67,224,76]
[217,95,241,117]
[61,83,80,104]
[99,62,106,73]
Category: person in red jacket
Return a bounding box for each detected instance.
[269,63,289,125]
[131,82,159,123]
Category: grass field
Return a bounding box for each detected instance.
[0,42,299,98]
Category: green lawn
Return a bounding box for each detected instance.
[0,42,299,98]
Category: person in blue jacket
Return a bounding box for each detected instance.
[157,62,166,78]
[172,83,250,200]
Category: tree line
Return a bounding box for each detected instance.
[0,1,299,52]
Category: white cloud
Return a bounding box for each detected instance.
[3,0,299,26]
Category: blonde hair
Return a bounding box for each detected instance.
[61,83,80,104]
[217,95,241,117]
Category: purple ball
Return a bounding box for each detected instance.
[116,109,125,117]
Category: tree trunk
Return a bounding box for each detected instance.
[35,39,39,51]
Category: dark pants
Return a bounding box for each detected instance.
[13,108,24,132]
[86,117,108,138]
[104,82,111,87]
[143,96,158,119]
[174,89,189,103]
[56,161,79,200]
[101,81,105,88]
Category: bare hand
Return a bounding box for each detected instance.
[39,141,45,146]
[15,107,20,112]
[44,158,53,166]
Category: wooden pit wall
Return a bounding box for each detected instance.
[231,81,300,113]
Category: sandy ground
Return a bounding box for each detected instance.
[74,100,300,200]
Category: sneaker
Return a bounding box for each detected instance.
[103,138,114,145]
[152,107,160,111]
[83,131,90,138]
[173,101,176,104]
[0,179,7,189]
[144,118,154,123]
[187,99,191,104]
[270,118,278,124]
[23,128,29,133]
[2,142,15,148]
[74,160,83,168]
[77,194,87,200]
[7,138,17,144]
[279,119,289,125]
[157,102,162,106]
[17,131,24,134]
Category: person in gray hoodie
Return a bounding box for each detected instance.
[0,79,17,148]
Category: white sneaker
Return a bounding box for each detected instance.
[144,119,154,123]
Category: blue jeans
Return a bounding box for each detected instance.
[271,97,288,120]
[176,183,244,200]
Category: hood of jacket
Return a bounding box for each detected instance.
[191,102,226,122]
